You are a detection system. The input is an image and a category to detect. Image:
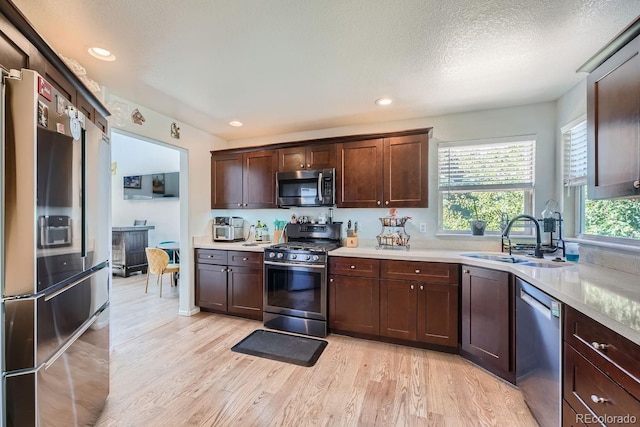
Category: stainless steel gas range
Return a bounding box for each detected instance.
[263,223,341,338]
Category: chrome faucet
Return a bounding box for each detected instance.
[502,215,544,258]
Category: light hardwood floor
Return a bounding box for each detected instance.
[95,274,538,427]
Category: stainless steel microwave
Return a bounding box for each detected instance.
[276,168,335,207]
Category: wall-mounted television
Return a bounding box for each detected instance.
[123,172,179,200]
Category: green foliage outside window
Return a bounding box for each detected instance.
[583,187,640,239]
[442,191,527,232]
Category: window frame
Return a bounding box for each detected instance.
[438,135,536,235]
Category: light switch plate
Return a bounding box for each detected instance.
[419,223,427,233]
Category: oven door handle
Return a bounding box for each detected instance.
[264,261,326,269]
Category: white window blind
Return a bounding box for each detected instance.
[438,139,535,191]
[563,120,587,187]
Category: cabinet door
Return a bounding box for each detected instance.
[243,150,277,208]
[587,36,640,199]
[211,152,244,208]
[277,146,307,172]
[383,134,428,207]
[336,139,383,208]
[417,282,459,348]
[380,279,417,341]
[329,275,379,335]
[195,263,228,312]
[461,266,512,380]
[227,266,263,319]
[306,143,336,170]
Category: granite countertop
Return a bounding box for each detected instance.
[193,236,640,346]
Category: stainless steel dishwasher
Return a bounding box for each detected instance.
[516,277,562,427]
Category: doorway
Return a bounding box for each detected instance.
[110,130,187,308]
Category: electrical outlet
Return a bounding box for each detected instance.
[419,223,427,233]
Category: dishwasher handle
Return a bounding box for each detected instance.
[520,287,554,320]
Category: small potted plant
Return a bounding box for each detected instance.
[469,198,487,236]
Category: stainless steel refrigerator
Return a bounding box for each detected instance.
[1,69,110,426]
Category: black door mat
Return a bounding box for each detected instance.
[231,329,328,367]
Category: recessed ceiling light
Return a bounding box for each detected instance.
[229,121,243,127]
[375,97,393,106]
[88,47,116,61]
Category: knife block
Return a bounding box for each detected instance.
[345,233,359,248]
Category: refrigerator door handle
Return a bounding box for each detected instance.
[44,261,106,301]
[44,307,102,371]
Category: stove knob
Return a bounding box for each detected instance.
[291,254,297,259]
[269,252,276,258]
[305,255,311,260]
[313,255,320,261]
[277,253,284,259]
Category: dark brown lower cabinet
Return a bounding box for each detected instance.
[195,249,263,320]
[379,279,458,348]
[329,257,380,335]
[329,275,380,335]
[380,260,459,349]
[460,265,514,382]
[562,305,640,426]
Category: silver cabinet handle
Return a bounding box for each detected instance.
[420,285,424,291]
[410,285,414,290]
[237,203,242,207]
[590,395,608,404]
[350,265,356,269]
[243,257,248,261]
[330,278,334,282]
[300,164,304,168]
[307,164,311,168]
[591,342,609,351]
[377,201,381,205]
[385,201,389,205]
[463,269,470,274]
[227,268,232,272]
[221,268,226,272]
[634,180,640,189]
[243,203,248,207]
[415,269,420,274]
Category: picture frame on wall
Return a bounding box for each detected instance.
[152,174,165,194]
[123,175,141,189]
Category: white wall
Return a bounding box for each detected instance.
[111,132,180,246]
[213,101,558,251]
[106,93,226,316]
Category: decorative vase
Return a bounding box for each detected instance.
[470,220,487,236]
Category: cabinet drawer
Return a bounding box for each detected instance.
[329,257,380,277]
[227,251,263,267]
[195,249,227,265]
[565,306,640,399]
[381,260,458,283]
[564,343,640,424]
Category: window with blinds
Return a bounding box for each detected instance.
[438,139,535,192]
[563,120,587,187]
[438,137,536,233]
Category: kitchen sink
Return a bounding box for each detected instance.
[461,253,529,263]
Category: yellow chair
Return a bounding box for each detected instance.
[144,247,180,297]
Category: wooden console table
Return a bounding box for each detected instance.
[112,226,155,277]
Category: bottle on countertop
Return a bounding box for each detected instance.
[255,221,262,241]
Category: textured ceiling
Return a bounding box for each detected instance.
[11,0,640,141]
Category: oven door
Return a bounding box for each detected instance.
[263,261,327,321]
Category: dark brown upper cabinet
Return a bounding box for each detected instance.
[211,149,277,209]
[277,143,336,172]
[583,19,640,199]
[337,133,428,208]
